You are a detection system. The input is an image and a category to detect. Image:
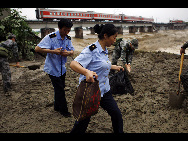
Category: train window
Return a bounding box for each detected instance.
[74,13,76,16]
[57,12,60,15]
[50,12,52,15]
[54,12,56,15]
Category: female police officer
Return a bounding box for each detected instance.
[70,24,124,133]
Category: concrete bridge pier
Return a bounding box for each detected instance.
[147,26,153,32]
[41,28,55,38]
[117,26,123,34]
[129,26,137,33]
[139,26,145,33]
[89,27,95,34]
[74,27,83,39]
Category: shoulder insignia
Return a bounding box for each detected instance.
[89,44,97,51]
[49,33,56,38]
[66,35,71,40]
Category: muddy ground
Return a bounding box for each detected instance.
[0,30,188,133]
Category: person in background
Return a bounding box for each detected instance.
[35,19,75,117]
[180,41,188,92]
[0,34,20,94]
[70,24,124,133]
[180,41,188,55]
[111,38,138,73]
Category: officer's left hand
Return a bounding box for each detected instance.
[116,66,124,72]
[60,49,70,56]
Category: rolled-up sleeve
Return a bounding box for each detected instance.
[74,47,92,68]
[37,35,51,49]
[69,41,75,51]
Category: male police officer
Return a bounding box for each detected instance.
[35,19,75,117]
[111,38,138,72]
[0,34,20,94]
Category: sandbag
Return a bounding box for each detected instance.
[73,79,101,121]
[110,70,134,95]
[0,47,8,58]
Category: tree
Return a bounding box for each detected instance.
[0,8,40,60]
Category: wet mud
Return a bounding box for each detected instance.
[0,30,188,133]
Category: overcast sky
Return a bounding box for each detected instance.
[19,8,188,23]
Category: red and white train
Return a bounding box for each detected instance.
[35,8,154,23]
[169,20,184,23]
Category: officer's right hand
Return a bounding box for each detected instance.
[53,48,62,55]
[85,69,98,82]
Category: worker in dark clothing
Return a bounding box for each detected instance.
[180,41,188,92]
[0,34,20,94]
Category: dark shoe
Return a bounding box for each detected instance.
[61,112,71,118]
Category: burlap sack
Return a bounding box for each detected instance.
[73,79,101,121]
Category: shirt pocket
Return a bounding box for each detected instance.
[51,38,61,50]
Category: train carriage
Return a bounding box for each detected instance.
[169,20,184,23]
[122,15,153,23]
[93,12,121,21]
[36,8,93,20]
[124,16,142,22]
[36,8,154,23]
[142,17,154,23]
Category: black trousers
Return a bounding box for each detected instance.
[49,73,68,114]
[71,90,123,133]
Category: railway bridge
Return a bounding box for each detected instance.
[26,20,154,38]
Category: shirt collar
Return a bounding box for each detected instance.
[56,30,67,40]
[95,40,108,54]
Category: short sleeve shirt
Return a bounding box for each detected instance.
[37,30,75,77]
[74,40,111,97]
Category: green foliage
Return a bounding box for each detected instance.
[0,8,41,61]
